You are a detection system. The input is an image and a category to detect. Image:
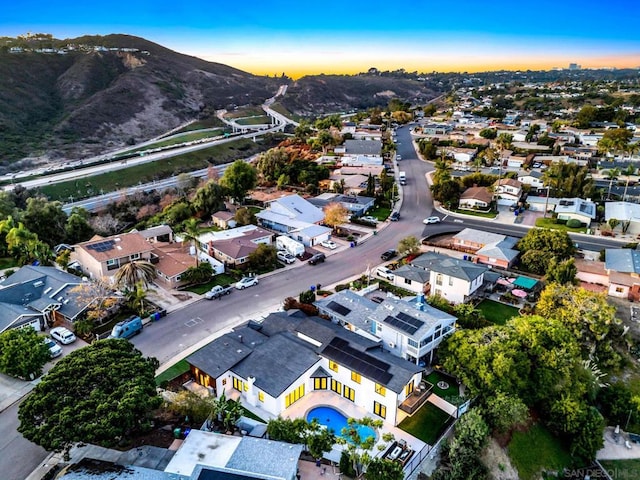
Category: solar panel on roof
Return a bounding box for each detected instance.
[397,311,424,329]
[383,314,420,335]
[87,240,115,252]
[322,338,392,385]
[327,301,351,317]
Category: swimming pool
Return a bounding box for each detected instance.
[306,406,376,442]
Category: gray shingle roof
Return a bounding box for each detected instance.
[225,436,302,480]
[411,251,487,281]
[392,265,430,283]
[343,139,382,156]
[314,289,378,332]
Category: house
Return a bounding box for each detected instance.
[198,226,272,267]
[134,224,173,243]
[605,248,640,300]
[314,289,380,341]
[444,147,477,164]
[493,178,523,206]
[518,170,545,190]
[0,266,100,333]
[423,123,453,136]
[340,155,384,166]
[452,229,520,268]
[411,252,488,304]
[458,186,493,210]
[605,202,640,235]
[71,232,156,281]
[309,193,376,216]
[211,211,237,230]
[337,139,382,157]
[327,174,368,195]
[554,198,597,226]
[152,242,202,289]
[186,312,423,427]
[256,194,331,247]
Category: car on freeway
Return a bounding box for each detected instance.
[235,276,259,289]
[381,249,397,261]
[376,267,395,281]
[50,326,76,345]
[389,211,400,221]
[276,251,296,264]
[423,216,441,224]
[309,253,326,265]
[44,337,62,358]
[321,240,337,250]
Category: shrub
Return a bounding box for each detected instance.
[335,284,350,292]
[555,218,568,225]
[566,219,583,228]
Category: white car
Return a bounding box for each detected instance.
[50,327,76,345]
[277,251,296,264]
[321,240,338,250]
[360,216,379,224]
[236,276,259,290]
[44,337,62,358]
[423,216,441,224]
[376,267,395,281]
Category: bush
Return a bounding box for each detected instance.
[566,219,583,228]
[335,284,350,292]
[339,451,356,478]
[555,218,568,225]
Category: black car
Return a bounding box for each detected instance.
[308,253,326,265]
[380,249,397,261]
[389,211,400,221]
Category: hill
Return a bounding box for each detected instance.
[0,34,280,167]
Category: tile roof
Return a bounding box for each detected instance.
[460,186,492,204]
[152,243,196,278]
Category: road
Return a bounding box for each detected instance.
[0,399,48,480]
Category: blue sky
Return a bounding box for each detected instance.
[3,1,640,76]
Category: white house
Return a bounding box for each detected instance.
[493,178,523,206]
[605,202,640,235]
[554,198,597,227]
[186,312,423,427]
[411,252,488,304]
[518,170,545,190]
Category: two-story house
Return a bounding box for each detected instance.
[452,228,520,268]
[411,252,488,304]
[493,178,523,206]
[517,170,545,191]
[197,225,272,267]
[186,312,423,427]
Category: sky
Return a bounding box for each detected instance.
[3,1,640,78]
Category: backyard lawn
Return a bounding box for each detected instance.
[398,402,454,446]
[599,459,640,478]
[155,359,190,386]
[476,299,520,325]
[508,423,573,480]
[424,371,463,405]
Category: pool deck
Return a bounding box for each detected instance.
[281,391,426,462]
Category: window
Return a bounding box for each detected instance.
[374,401,386,419]
[408,338,418,348]
[404,278,412,285]
[616,287,624,293]
[331,379,342,394]
[233,377,243,392]
[343,385,355,402]
[406,382,414,396]
[258,391,264,402]
[329,360,339,372]
[244,382,249,392]
[375,384,386,396]
[449,276,454,286]
[106,259,117,266]
[351,371,361,384]
[435,274,443,286]
[285,384,305,408]
[130,253,140,260]
[314,377,327,390]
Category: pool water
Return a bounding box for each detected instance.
[306,406,375,442]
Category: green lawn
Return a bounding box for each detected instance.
[424,371,462,405]
[476,299,520,325]
[235,116,270,125]
[226,107,264,118]
[183,273,240,295]
[599,459,640,478]
[171,117,225,134]
[398,402,454,446]
[508,423,574,480]
[155,359,190,386]
[366,205,392,221]
[534,217,587,233]
[453,208,498,218]
[125,130,224,153]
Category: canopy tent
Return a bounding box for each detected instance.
[513,276,538,290]
[511,289,528,298]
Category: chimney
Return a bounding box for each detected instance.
[416,293,426,312]
[239,335,243,344]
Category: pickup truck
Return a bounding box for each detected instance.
[204,284,233,300]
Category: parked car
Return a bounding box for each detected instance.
[276,251,296,264]
[396,154,402,161]
[109,315,143,339]
[236,276,259,289]
[360,216,379,224]
[308,253,326,265]
[204,284,233,299]
[389,211,400,221]
[50,326,76,345]
[423,216,441,224]
[44,337,62,358]
[381,249,397,261]
[321,240,337,250]
[376,267,395,281]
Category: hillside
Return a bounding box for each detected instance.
[0,34,280,167]
[281,73,440,116]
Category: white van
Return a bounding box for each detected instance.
[399,171,407,185]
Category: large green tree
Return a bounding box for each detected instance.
[516,228,575,274]
[18,339,161,452]
[0,328,50,379]
[22,197,68,247]
[365,458,404,480]
[114,260,157,290]
[255,147,289,183]
[191,180,226,217]
[220,160,257,204]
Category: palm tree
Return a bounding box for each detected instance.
[433,151,453,183]
[622,165,636,201]
[605,168,620,200]
[181,218,201,266]
[125,281,153,315]
[479,147,498,167]
[114,260,157,290]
